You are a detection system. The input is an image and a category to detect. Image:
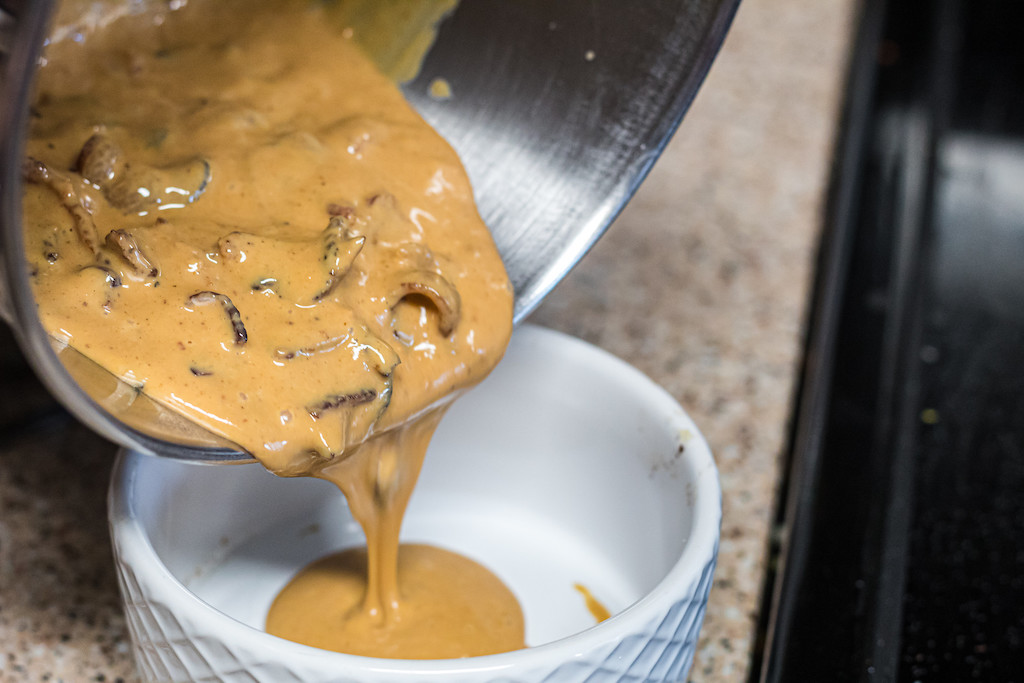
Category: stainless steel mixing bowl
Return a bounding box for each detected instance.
[0,0,739,462]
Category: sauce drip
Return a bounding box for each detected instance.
[25,0,520,658]
[574,582,612,623]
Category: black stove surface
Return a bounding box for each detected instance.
[757,0,1024,681]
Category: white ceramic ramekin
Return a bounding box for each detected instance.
[108,324,721,682]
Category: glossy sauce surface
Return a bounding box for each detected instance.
[25,0,518,658]
[267,544,525,659]
[25,0,512,474]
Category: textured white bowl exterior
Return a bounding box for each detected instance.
[109,325,721,682]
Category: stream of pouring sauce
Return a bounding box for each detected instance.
[24,0,522,658]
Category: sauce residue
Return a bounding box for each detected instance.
[429,78,454,100]
[25,0,521,658]
[574,582,612,623]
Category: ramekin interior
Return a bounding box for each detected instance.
[109,324,721,678]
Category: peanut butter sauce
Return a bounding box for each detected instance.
[24,0,520,658]
[267,544,525,659]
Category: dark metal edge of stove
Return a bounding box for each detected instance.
[752,0,958,680]
[748,0,884,679]
[751,0,1024,679]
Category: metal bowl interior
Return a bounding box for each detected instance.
[401,0,740,321]
[0,0,739,461]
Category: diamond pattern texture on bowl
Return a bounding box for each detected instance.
[112,532,717,683]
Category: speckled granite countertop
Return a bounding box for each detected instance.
[0,0,853,680]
